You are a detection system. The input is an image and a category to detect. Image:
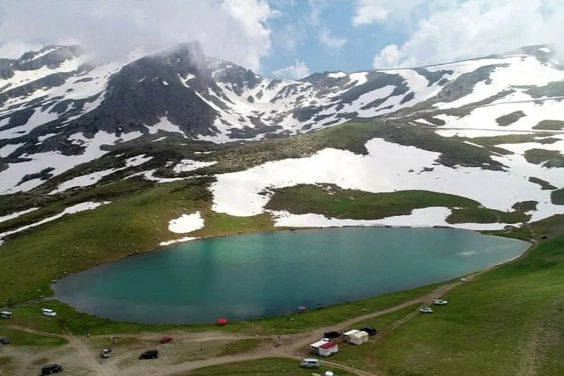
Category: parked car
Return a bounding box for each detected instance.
[0,310,12,319]
[160,336,173,343]
[324,371,335,376]
[41,308,57,317]
[359,326,377,336]
[323,331,341,339]
[100,349,112,359]
[420,307,434,314]
[300,358,320,369]
[434,299,448,305]
[0,337,10,345]
[41,364,63,375]
[139,350,159,359]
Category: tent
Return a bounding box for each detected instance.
[349,330,369,345]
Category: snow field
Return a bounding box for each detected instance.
[211,138,564,228]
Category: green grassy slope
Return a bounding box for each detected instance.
[374,216,564,376]
[266,184,530,224]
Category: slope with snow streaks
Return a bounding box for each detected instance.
[0,201,110,246]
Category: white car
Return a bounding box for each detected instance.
[420,307,433,314]
[434,299,448,305]
[41,308,57,317]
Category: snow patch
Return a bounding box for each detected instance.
[159,236,198,246]
[0,208,38,224]
[211,137,564,227]
[172,159,217,173]
[0,143,23,158]
[0,202,110,246]
[50,155,152,194]
[328,72,347,78]
[148,117,185,135]
[167,211,204,234]
[271,208,513,231]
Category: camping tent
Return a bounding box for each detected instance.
[349,330,369,345]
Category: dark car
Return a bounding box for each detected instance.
[0,337,10,345]
[41,364,63,375]
[139,350,159,359]
[323,331,341,339]
[360,326,377,336]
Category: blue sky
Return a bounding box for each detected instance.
[265,0,405,75]
[0,0,562,79]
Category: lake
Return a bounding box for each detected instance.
[53,227,530,324]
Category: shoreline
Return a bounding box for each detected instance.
[45,227,534,327]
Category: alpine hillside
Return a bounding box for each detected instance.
[1,41,564,246]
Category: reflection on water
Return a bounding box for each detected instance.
[54,228,530,324]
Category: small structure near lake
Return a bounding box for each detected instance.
[348,330,369,345]
[310,339,339,356]
[318,341,339,357]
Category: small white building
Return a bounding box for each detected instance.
[343,329,359,338]
[310,338,330,354]
[349,330,369,345]
[318,341,339,357]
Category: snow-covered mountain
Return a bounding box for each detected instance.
[1,41,563,205]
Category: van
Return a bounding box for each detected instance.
[139,350,159,359]
[0,311,12,319]
[41,364,63,375]
[42,308,57,317]
[300,358,320,369]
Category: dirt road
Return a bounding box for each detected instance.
[4,275,477,376]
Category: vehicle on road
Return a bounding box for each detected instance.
[101,349,112,358]
[0,337,10,345]
[323,331,341,339]
[359,326,377,336]
[41,308,57,317]
[160,336,173,343]
[139,350,159,359]
[41,364,63,375]
[300,358,320,369]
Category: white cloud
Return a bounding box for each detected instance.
[0,41,43,58]
[272,60,311,79]
[373,44,401,69]
[0,0,277,71]
[352,0,390,25]
[319,28,347,50]
[372,0,564,69]
[274,22,306,53]
[307,0,328,26]
[352,0,429,26]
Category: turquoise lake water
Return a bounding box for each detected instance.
[53,227,530,324]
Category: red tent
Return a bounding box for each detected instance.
[217,318,228,326]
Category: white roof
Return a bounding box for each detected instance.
[0,310,12,314]
[351,330,369,338]
[310,339,330,348]
[343,329,359,336]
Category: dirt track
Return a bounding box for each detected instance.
[2,274,480,376]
